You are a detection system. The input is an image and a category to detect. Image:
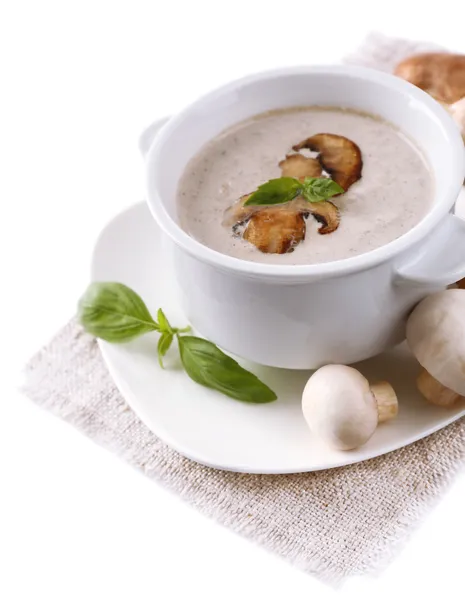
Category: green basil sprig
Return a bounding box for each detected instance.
[244,176,343,207]
[78,282,277,404]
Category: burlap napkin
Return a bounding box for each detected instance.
[23,35,465,584]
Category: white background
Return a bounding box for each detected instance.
[2,1,465,598]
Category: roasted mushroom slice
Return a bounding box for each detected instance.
[243,206,306,254]
[278,153,322,179]
[307,201,340,235]
[224,195,340,253]
[293,134,362,191]
[394,53,465,104]
[243,197,340,254]
[293,197,340,235]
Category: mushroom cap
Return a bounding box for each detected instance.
[394,53,465,104]
[406,289,465,396]
[302,365,378,450]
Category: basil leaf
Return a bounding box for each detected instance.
[78,282,159,342]
[244,177,302,206]
[177,336,277,403]
[301,177,344,203]
[157,332,174,368]
[157,308,172,333]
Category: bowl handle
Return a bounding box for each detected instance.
[395,213,465,286]
[138,117,170,159]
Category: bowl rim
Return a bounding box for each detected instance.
[145,64,465,281]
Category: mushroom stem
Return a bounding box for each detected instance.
[371,381,398,422]
[417,369,463,407]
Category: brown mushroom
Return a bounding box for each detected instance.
[278,154,322,179]
[222,132,361,254]
[457,278,465,289]
[243,206,306,253]
[224,193,340,252]
[293,134,362,191]
[241,195,340,252]
[293,197,340,235]
[394,53,465,105]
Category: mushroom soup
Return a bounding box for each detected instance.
[176,107,434,265]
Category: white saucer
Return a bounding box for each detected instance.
[91,202,465,473]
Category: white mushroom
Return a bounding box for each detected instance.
[406,288,465,407]
[448,97,465,142]
[301,365,398,450]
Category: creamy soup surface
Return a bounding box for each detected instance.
[176,107,434,265]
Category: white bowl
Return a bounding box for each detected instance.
[145,66,465,369]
